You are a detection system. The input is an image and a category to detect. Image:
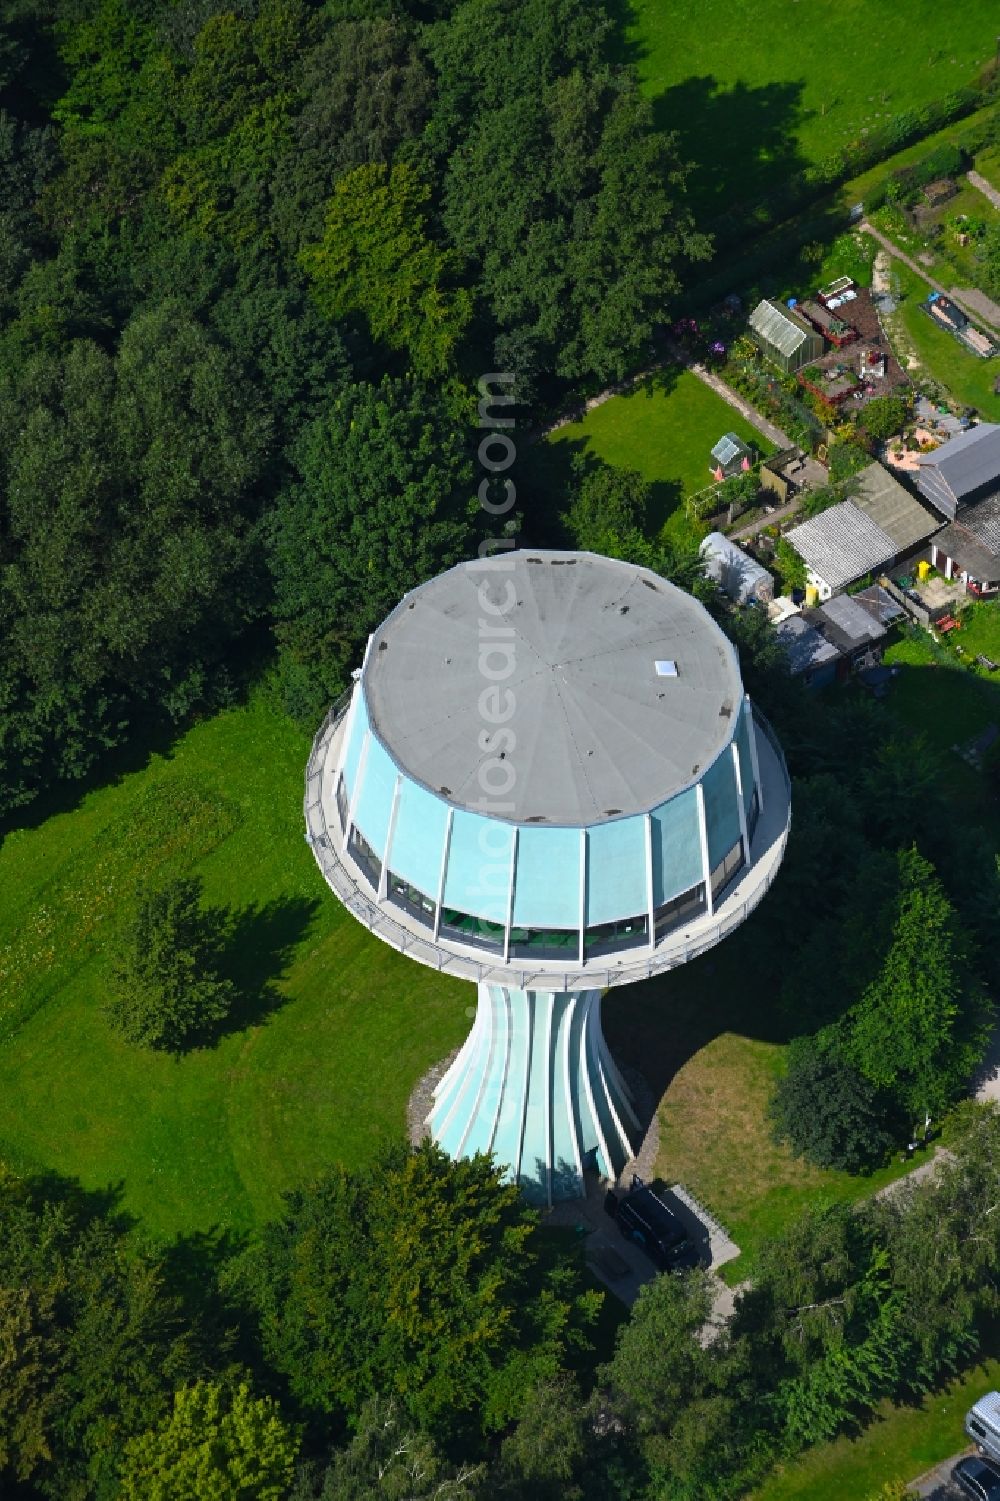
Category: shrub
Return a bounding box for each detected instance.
[104,877,236,1051]
[770,1032,899,1173]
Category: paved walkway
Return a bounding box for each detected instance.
[688,361,794,449]
[861,219,1000,334]
[967,169,1000,212]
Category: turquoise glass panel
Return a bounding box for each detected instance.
[584,816,648,925]
[650,786,702,906]
[387,777,449,897]
[443,810,513,924]
[512,826,580,928]
[351,733,397,858]
[702,746,742,869]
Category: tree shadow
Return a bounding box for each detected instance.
[647,75,810,233]
[209,894,321,1041]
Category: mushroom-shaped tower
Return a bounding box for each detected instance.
[305,551,791,1204]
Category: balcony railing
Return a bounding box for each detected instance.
[304,693,792,993]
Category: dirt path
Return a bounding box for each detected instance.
[861,219,1000,334]
[728,494,802,540]
[967,168,1000,212]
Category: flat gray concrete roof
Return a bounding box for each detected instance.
[362,551,744,826]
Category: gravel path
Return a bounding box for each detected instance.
[688,361,793,450]
[967,169,1000,212]
[861,219,1000,334]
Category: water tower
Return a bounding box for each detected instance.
[305,551,791,1203]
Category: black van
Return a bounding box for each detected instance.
[604,1174,695,1271]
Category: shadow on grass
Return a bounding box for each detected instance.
[209,894,321,1042]
[0,623,276,850]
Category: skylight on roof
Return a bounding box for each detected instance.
[655,660,678,677]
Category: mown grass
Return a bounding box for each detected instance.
[545,368,773,546]
[751,1350,1000,1500]
[888,260,1000,417]
[623,0,996,220]
[0,694,470,1239]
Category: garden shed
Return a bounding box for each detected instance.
[710,432,752,477]
[784,499,897,601]
[748,299,824,374]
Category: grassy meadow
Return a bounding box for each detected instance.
[624,0,997,220]
[0,695,470,1239]
[544,367,773,545]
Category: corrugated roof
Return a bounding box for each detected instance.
[935,493,1000,582]
[853,462,942,552]
[916,422,1000,515]
[774,614,840,675]
[785,500,897,590]
[749,299,814,358]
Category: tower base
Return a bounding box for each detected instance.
[427,985,640,1205]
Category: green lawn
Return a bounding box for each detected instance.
[751,1350,1000,1500]
[546,368,773,543]
[889,260,1000,417]
[0,695,469,1239]
[624,0,996,221]
[975,145,1000,193]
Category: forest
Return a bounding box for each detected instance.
[0,0,709,816]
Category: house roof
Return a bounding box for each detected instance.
[851,461,942,553]
[808,593,888,653]
[915,422,1000,517]
[700,532,773,601]
[784,499,897,590]
[749,299,816,357]
[774,613,840,676]
[935,491,1000,582]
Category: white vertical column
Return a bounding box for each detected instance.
[578,829,587,967]
[503,828,518,964]
[745,694,764,813]
[377,773,403,902]
[432,808,454,940]
[542,992,554,1208]
[343,731,371,853]
[696,781,714,917]
[644,813,656,952]
[731,741,749,860]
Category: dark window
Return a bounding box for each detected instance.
[509,927,579,960]
[387,871,435,928]
[348,826,382,891]
[710,838,744,901]
[335,776,349,830]
[585,913,648,956]
[440,908,505,953]
[653,881,706,940]
[748,788,760,841]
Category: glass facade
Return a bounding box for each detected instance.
[585,913,648,955]
[348,826,382,892]
[387,871,435,928]
[440,908,505,953]
[710,837,745,901]
[653,881,706,939]
[509,927,579,961]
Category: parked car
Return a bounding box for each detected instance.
[604,1174,696,1271]
[954,1455,1000,1501]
